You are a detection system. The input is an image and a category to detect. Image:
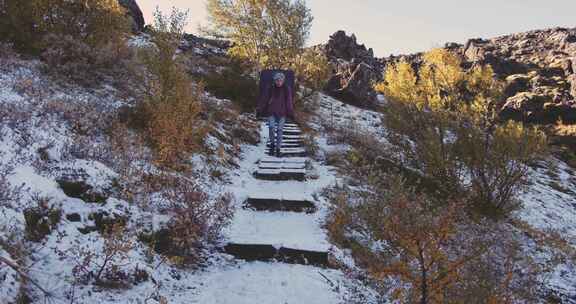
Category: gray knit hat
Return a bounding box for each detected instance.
[273,72,285,81]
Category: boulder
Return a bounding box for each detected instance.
[569,74,576,99]
[464,38,489,62]
[325,30,374,63]
[323,31,382,107]
[560,58,574,76]
[504,74,531,97]
[500,92,548,122]
[118,0,145,33]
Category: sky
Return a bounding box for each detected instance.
[137,0,576,57]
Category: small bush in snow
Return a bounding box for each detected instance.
[70,223,134,288]
[139,175,233,266]
[23,193,62,242]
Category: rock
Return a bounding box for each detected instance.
[569,75,576,99]
[118,0,145,33]
[464,38,489,62]
[89,211,127,233]
[323,31,382,107]
[57,179,107,203]
[504,74,531,97]
[561,58,574,76]
[66,213,82,222]
[325,30,374,63]
[500,92,548,122]
[56,169,109,203]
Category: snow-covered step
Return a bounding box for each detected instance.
[266,142,302,148]
[259,156,307,164]
[223,243,328,267]
[187,262,345,303]
[267,140,303,145]
[282,134,304,140]
[254,168,306,181]
[244,197,316,213]
[282,130,302,136]
[258,162,306,170]
[264,147,307,157]
[265,123,298,128]
[226,209,330,252]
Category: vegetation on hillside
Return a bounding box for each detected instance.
[136,8,208,168]
[324,49,551,303]
[375,48,547,216]
[0,0,130,53]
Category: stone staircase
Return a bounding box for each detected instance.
[223,121,330,268]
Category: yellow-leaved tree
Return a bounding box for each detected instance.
[204,0,330,108]
[205,0,313,70]
[375,48,546,216]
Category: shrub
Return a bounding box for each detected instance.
[139,175,233,266]
[326,178,539,303]
[375,49,547,215]
[70,223,134,287]
[0,0,130,53]
[137,8,209,167]
[202,58,259,113]
[205,0,313,70]
[40,33,134,86]
[23,194,61,242]
[291,47,332,102]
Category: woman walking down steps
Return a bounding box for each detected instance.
[257,71,295,157]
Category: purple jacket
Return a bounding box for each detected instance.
[257,84,294,118]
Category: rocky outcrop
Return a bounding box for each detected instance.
[322,31,383,107]
[382,27,576,124]
[118,0,145,33]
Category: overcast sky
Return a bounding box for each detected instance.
[137,0,576,57]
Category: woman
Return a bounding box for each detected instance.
[257,72,294,157]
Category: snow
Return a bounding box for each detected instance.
[518,159,576,244]
[226,209,331,251]
[186,262,344,304]
[0,250,19,304]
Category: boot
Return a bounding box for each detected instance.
[275,147,282,158]
[268,143,275,156]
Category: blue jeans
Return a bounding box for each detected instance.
[268,116,285,150]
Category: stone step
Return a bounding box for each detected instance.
[223,243,329,267]
[260,156,307,164]
[282,135,304,140]
[282,130,302,136]
[265,123,299,128]
[258,162,306,170]
[244,197,316,213]
[266,143,302,148]
[265,147,306,153]
[267,139,302,144]
[265,147,307,157]
[254,169,306,181]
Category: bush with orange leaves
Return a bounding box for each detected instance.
[326,176,540,304]
[138,8,209,168]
